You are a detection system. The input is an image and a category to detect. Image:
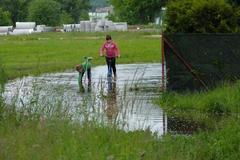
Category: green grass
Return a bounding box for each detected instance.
[0,91,239,159]
[0,31,161,80]
[158,81,240,124]
[155,81,240,159]
[156,118,240,160]
[1,31,240,159]
[0,117,161,160]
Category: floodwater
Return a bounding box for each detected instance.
[3,63,168,135]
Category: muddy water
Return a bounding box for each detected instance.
[3,63,168,135]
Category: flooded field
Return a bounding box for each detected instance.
[3,63,168,135]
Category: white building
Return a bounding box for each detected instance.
[89,6,114,22]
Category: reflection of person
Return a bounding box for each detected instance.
[76,57,92,92]
[105,79,118,122]
[100,35,120,78]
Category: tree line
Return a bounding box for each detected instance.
[109,0,239,33]
[165,0,240,33]
[109,0,167,24]
[0,0,90,26]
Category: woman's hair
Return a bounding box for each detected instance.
[106,35,112,40]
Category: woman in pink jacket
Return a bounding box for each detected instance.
[100,35,120,78]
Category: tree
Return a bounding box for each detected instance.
[110,0,167,24]
[28,0,61,26]
[165,0,239,33]
[90,0,108,11]
[228,0,240,6]
[0,0,31,25]
[0,7,12,26]
[60,11,74,24]
[56,0,90,23]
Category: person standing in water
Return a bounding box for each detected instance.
[100,35,120,79]
[76,57,92,92]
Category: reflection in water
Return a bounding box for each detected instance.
[79,83,91,93]
[105,77,118,122]
[3,63,169,135]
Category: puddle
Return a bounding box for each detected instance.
[167,116,205,135]
[2,63,200,135]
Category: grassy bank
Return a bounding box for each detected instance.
[0,113,161,160]
[158,81,240,124]
[156,82,240,159]
[0,31,161,80]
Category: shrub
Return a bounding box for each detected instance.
[165,0,239,33]
[28,0,61,26]
[0,7,11,26]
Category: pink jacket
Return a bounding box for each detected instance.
[100,41,120,58]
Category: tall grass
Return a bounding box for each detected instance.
[0,76,164,160]
[155,81,240,159]
[156,118,240,160]
[158,81,240,125]
[1,79,240,159]
[0,58,7,93]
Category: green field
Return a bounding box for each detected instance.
[0,31,161,80]
[1,31,239,159]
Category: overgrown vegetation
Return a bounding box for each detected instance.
[90,0,108,10]
[1,74,240,159]
[0,58,7,93]
[159,81,240,120]
[0,0,90,25]
[156,81,240,159]
[165,0,240,33]
[0,7,11,26]
[109,0,167,24]
[28,0,61,26]
[0,85,162,160]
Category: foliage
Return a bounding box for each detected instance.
[157,118,240,160]
[228,0,240,6]
[0,7,12,26]
[156,80,240,159]
[0,58,7,93]
[60,11,74,24]
[110,0,167,24]
[0,0,90,25]
[158,81,240,123]
[28,0,61,26]
[165,0,239,33]
[0,0,31,25]
[90,0,108,10]
[56,0,90,23]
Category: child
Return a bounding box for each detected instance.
[76,57,92,92]
[100,35,120,79]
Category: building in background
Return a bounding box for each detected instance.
[89,6,114,22]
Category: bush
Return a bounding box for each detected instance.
[28,0,61,26]
[165,0,239,33]
[60,11,74,24]
[0,7,11,26]
[204,101,230,116]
